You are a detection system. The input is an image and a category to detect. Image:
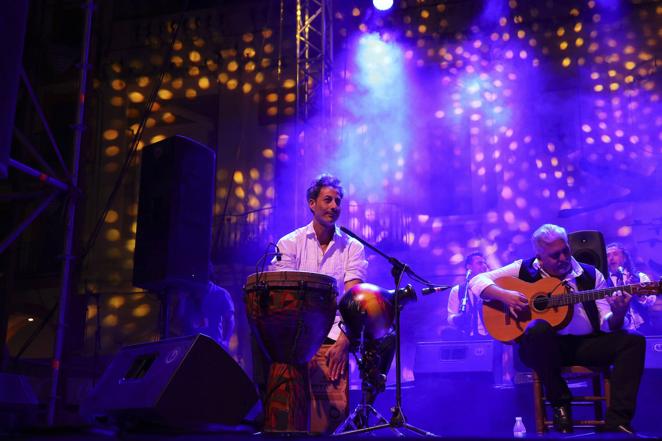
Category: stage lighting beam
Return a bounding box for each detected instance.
[373,0,393,12]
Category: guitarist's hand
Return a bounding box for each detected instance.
[606,290,632,317]
[501,289,529,312]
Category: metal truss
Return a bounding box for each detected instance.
[292,0,333,224]
[295,0,333,124]
[1,0,94,426]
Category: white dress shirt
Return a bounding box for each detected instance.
[270,221,368,340]
[470,257,614,335]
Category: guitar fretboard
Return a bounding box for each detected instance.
[547,283,653,307]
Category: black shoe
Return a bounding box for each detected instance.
[603,423,636,435]
[552,405,573,434]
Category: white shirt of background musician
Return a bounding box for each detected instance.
[610,271,655,331]
[447,284,487,336]
[270,221,368,340]
[470,257,613,335]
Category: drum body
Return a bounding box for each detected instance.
[244,271,338,433]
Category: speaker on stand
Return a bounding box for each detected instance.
[132,136,216,338]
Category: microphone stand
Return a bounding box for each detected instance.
[459,270,472,314]
[335,227,438,437]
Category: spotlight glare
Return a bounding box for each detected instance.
[373,0,393,11]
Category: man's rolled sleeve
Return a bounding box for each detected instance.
[469,260,523,298]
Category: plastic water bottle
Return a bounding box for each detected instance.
[513,416,526,438]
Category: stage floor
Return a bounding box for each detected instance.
[4,369,662,440]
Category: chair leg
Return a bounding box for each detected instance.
[592,373,603,421]
[533,372,545,434]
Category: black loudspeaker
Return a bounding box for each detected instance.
[133,135,215,291]
[0,2,29,178]
[83,334,258,427]
[568,230,609,277]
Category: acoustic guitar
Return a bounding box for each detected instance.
[482,276,661,342]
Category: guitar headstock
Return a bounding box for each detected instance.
[631,280,662,296]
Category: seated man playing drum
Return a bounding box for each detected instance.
[271,173,368,381]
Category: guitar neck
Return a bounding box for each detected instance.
[551,283,654,307]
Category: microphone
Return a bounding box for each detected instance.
[465,269,472,280]
[275,244,282,261]
[617,265,628,283]
[422,285,452,295]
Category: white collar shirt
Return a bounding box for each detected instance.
[270,221,368,339]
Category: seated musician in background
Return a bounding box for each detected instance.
[447,252,489,338]
[170,264,235,350]
[271,174,368,381]
[607,242,657,334]
[470,224,645,435]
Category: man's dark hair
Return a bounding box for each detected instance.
[306,174,344,202]
[606,242,635,273]
[465,251,483,268]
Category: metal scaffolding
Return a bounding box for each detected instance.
[0,0,94,426]
[294,0,333,223]
[295,0,333,123]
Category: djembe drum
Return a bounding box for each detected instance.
[244,271,338,433]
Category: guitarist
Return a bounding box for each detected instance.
[607,242,657,334]
[470,224,645,435]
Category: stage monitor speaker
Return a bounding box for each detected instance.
[83,334,258,428]
[645,336,662,369]
[0,2,29,178]
[133,135,215,291]
[414,340,494,374]
[568,230,608,278]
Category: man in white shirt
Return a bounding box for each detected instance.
[470,224,645,435]
[271,174,368,381]
[607,242,657,333]
[447,252,489,337]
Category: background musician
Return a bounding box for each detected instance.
[470,224,645,435]
[447,252,489,338]
[170,263,235,350]
[607,242,657,334]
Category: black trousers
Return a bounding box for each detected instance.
[518,320,646,426]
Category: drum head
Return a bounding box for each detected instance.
[245,271,337,292]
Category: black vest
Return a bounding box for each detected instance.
[518,258,601,333]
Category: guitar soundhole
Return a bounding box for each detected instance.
[531,295,550,312]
